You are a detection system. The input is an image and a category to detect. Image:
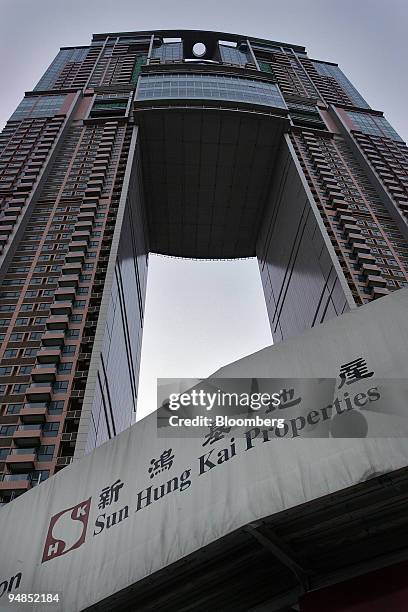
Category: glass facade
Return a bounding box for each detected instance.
[9,95,66,121]
[136,73,287,108]
[34,48,89,91]
[347,111,404,142]
[313,61,370,108]
[219,44,250,66]
[151,42,183,62]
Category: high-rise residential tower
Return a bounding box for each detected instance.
[0,30,407,506]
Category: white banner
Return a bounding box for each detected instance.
[0,289,408,611]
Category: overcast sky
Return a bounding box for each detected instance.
[1,0,407,419]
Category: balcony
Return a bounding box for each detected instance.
[69,241,88,252]
[366,275,387,288]
[361,263,381,276]
[13,424,42,447]
[80,201,98,212]
[4,207,22,216]
[20,403,48,423]
[342,224,361,234]
[347,232,364,244]
[5,448,36,472]
[337,214,357,225]
[75,221,93,232]
[50,301,72,316]
[65,250,86,263]
[84,186,102,197]
[46,315,69,330]
[41,331,65,346]
[31,364,57,382]
[72,229,91,241]
[94,153,110,163]
[54,287,76,301]
[0,473,32,491]
[371,286,390,298]
[37,348,61,364]
[62,262,82,275]
[0,427,16,445]
[8,197,26,206]
[351,242,371,255]
[25,382,53,402]
[357,252,377,266]
[0,409,20,425]
[77,210,95,222]
[79,202,98,219]
[58,275,79,288]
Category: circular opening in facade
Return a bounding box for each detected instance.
[193,42,206,57]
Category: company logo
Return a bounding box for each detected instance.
[42,498,91,563]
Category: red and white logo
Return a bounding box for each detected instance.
[42,498,91,563]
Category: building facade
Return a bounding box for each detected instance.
[0,29,407,506]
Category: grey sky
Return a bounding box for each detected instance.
[1,0,407,418]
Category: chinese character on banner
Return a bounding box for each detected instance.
[338,357,374,389]
[202,424,231,446]
[148,448,175,478]
[98,479,124,510]
[266,387,301,412]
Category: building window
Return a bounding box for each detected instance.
[24,348,38,357]
[42,423,59,437]
[6,404,22,414]
[151,41,183,62]
[136,73,287,109]
[53,381,69,393]
[0,426,16,436]
[313,61,369,108]
[62,345,76,355]
[37,444,55,462]
[29,332,42,340]
[219,43,250,66]
[30,470,50,485]
[19,366,33,375]
[0,305,15,312]
[13,384,28,393]
[48,401,64,414]
[10,95,67,120]
[347,111,403,142]
[66,329,80,338]
[15,318,28,326]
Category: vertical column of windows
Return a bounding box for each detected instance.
[0,120,131,499]
[290,130,408,307]
[88,39,150,87]
[0,117,64,254]
[255,51,319,100]
[52,47,100,90]
[353,131,408,222]
[299,57,354,107]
